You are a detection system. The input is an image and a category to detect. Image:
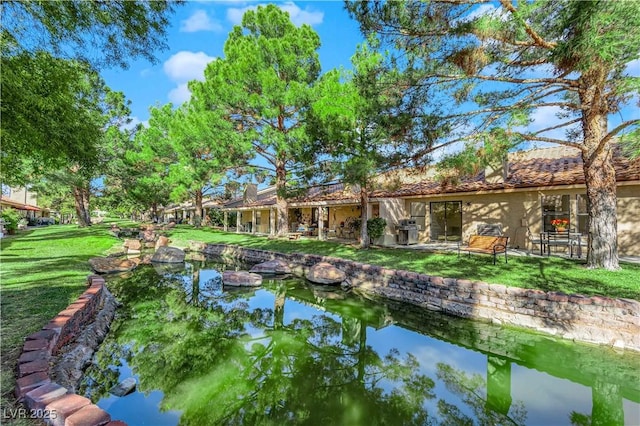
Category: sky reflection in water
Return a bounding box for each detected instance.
[80,258,640,426]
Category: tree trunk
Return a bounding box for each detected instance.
[275,157,288,236]
[194,189,203,227]
[579,66,620,270]
[359,185,370,249]
[73,185,91,227]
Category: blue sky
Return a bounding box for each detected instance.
[101,1,363,126]
[99,1,639,150]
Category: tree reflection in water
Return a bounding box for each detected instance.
[80,259,640,425]
[81,264,436,425]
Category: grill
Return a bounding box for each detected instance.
[396,219,418,245]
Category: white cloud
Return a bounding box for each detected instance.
[180,10,223,33]
[280,2,324,26]
[163,51,216,105]
[163,51,215,82]
[168,83,192,105]
[227,2,323,27]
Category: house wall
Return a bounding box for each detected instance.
[618,185,640,257]
[379,183,640,257]
[378,198,406,245]
[6,187,38,206]
[328,206,360,230]
[239,211,252,231]
[255,209,271,233]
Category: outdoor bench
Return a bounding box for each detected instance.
[288,232,302,240]
[458,235,509,265]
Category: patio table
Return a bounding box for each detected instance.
[540,231,582,258]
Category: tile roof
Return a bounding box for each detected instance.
[221,147,640,209]
[371,147,640,198]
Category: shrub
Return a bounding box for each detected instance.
[1,208,21,234]
[367,217,387,241]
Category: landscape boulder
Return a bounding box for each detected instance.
[89,257,138,274]
[123,239,142,251]
[139,228,156,243]
[155,235,170,250]
[151,246,185,263]
[250,259,291,275]
[305,262,346,285]
[222,271,263,287]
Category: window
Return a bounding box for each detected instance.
[541,195,570,232]
[430,201,462,241]
[410,202,426,231]
[576,194,588,234]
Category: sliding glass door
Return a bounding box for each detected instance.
[430,201,462,241]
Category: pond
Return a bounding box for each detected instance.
[80,255,640,425]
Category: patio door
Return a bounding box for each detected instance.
[430,201,462,241]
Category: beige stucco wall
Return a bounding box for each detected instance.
[375,182,639,257]
[617,185,640,257]
[7,187,38,206]
[328,206,360,230]
[255,209,271,233]
[378,198,406,245]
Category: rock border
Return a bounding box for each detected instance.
[15,275,125,426]
[196,242,640,351]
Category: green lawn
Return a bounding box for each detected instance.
[169,225,640,300]
[1,222,639,422]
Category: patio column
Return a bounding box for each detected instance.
[236,210,241,233]
[318,206,324,240]
[270,208,276,236]
[223,211,228,232]
[251,210,256,234]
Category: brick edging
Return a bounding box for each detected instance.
[195,242,640,352]
[15,275,125,426]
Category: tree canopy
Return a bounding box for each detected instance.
[195,4,322,235]
[1,0,178,69]
[346,0,640,269]
[0,0,179,186]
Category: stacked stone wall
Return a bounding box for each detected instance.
[200,243,640,351]
[14,275,123,426]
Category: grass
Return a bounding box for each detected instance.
[1,222,639,423]
[168,225,640,300]
[0,222,122,424]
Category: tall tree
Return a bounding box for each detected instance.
[1,0,179,185]
[307,44,412,248]
[1,53,102,185]
[104,109,176,222]
[197,5,322,236]
[346,0,640,270]
[1,0,178,69]
[167,103,251,227]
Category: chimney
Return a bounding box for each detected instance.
[243,184,257,204]
[485,156,508,184]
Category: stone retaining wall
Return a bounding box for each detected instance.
[198,242,640,351]
[15,275,124,426]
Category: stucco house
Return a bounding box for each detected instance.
[0,185,43,220]
[220,146,640,256]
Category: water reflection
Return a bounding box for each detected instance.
[80,258,640,426]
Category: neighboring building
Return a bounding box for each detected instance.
[220,146,640,256]
[0,185,43,220]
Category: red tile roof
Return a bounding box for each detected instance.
[222,147,640,209]
[371,148,640,198]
